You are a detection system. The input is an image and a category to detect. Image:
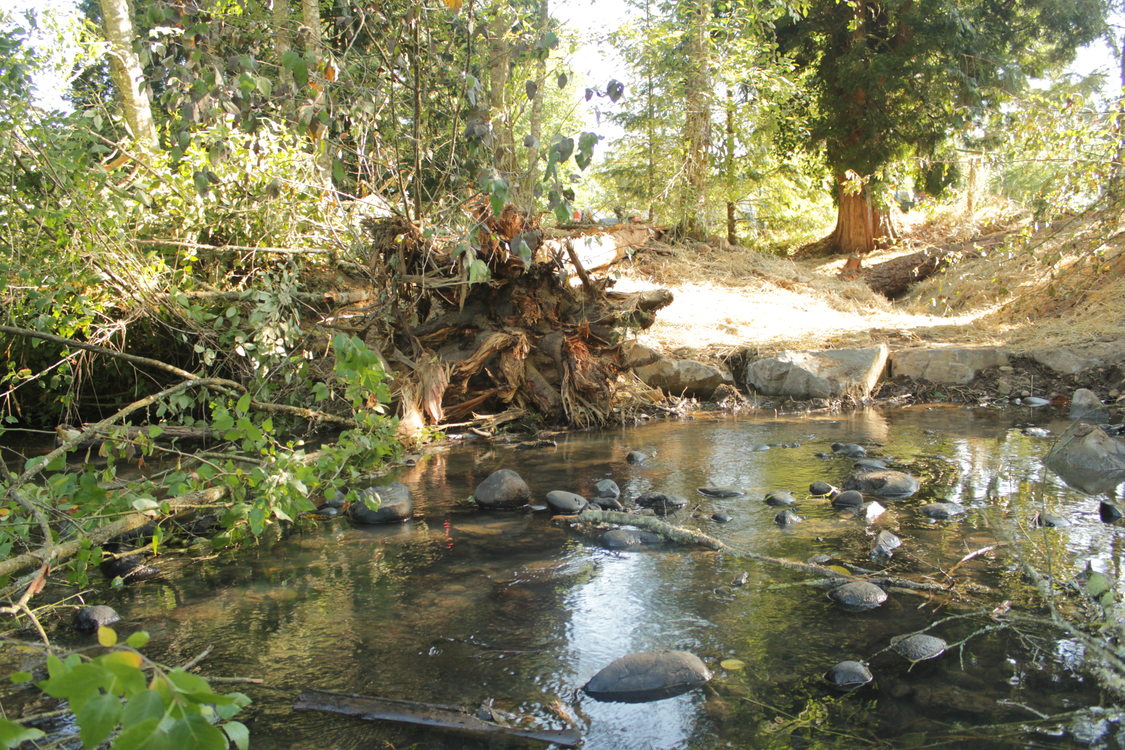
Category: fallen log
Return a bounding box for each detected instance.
[558,509,982,595]
[294,689,581,747]
[851,248,952,298]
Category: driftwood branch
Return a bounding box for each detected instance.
[560,510,975,595]
[295,689,581,747]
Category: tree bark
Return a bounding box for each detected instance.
[829,176,896,255]
[487,11,517,179]
[273,0,292,59]
[518,0,549,208]
[679,0,711,236]
[98,0,158,149]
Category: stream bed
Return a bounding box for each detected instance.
[34,405,1125,747]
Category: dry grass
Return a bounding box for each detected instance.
[612,201,1125,363]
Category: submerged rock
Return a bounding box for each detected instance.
[831,490,865,509]
[1044,422,1125,495]
[601,528,666,549]
[843,469,920,499]
[832,442,868,458]
[545,490,587,515]
[891,633,947,664]
[626,450,650,465]
[828,581,887,611]
[1070,389,1109,422]
[635,492,688,516]
[698,486,744,498]
[592,479,624,509]
[774,508,804,526]
[1100,501,1123,524]
[349,482,413,524]
[871,530,902,560]
[921,502,966,520]
[711,512,733,524]
[474,469,531,510]
[74,605,120,633]
[583,650,712,702]
[1034,511,1069,528]
[763,490,797,506]
[826,660,874,691]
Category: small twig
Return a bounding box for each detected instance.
[180,646,213,672]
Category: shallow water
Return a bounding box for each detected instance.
[38,406,1125,747]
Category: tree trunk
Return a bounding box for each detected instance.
[829,176,896,255]
[518,0,549,208]
[273,0,291,59]
[98,0,158,149]
[724,89,737,246]
[487,11,517,180]
[301,0,321,59]
[679,0,711,236]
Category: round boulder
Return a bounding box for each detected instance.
[582,650,712,703]
[843,470,920,500]
[545,490,587,515]
[592,479,624,509]
[626,451,649,465]
[764,490,797,506]
[809,481,837,497]
[828,581,887,611]
[831,490,864,509]
[74,605,120,633]
[348,482,413,524]
[826,660,873,691]
[474,469,531,510]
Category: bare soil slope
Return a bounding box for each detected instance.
[615,206,1125,375]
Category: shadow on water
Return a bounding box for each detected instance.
[32,406,1125,748]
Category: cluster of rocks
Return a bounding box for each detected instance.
[626,340,1123,413]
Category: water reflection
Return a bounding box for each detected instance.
[28,406,1125,748]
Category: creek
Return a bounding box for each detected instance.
[40,406,1125,747]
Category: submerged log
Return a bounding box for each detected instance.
[294,689,581,747]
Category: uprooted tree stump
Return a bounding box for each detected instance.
[344,203,673,432]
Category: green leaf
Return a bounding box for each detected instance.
[164,714,228,750]
[223,721,250,750]
[553,137,574,163]
[235,393,251,414]
[0,717,45,747]
[121,690,165,728]
[468,259,491,284]
[192,170,210,197]
[332,159,345,183]
[110,717,162,750]
[126,631,151,649]
[77,692,122,748]
[9,671,32,684]
[147,425,165,438]
[40,662,109,706]
[165,670,212,697]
